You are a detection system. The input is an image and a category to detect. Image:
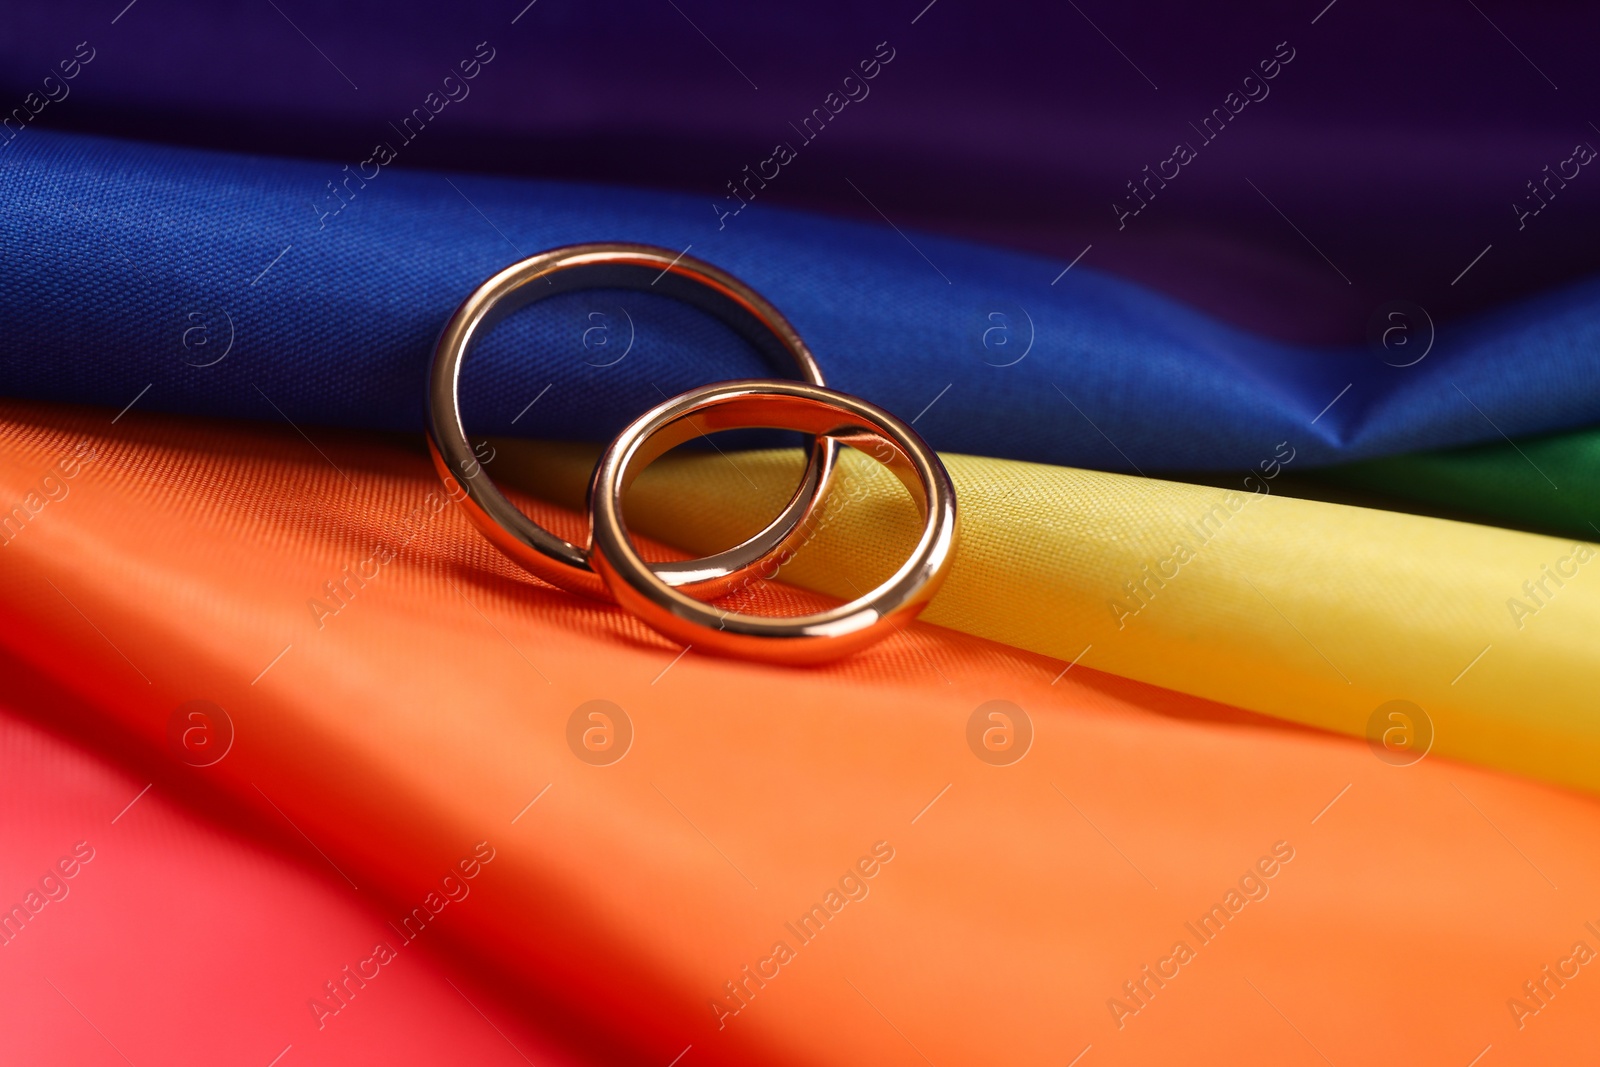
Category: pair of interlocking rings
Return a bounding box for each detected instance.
[426,243,958,664]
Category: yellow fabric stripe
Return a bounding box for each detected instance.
[495,442,1600,794]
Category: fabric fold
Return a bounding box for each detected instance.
[495,440,1600,797]
[1305,426,1600,541]
[0,656,585,1066]
[4,399,1600,1065]
[8,1,1600,341]
[5,130,1600,474]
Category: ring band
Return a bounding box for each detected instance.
[587,380,959,664]
[426,243,838,599]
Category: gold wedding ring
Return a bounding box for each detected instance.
[588,380,958,664]
[428,245,958,662]
[427,243,837,599]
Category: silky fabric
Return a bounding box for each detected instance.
[0,662,586,1066]
[497,441,1600,797]
[7,2,1600,341]
[5,399,1600,1065]
[1307,427,1600,542]
[5,130,1600,473]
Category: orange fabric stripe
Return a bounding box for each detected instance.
[2,400,1597,1065]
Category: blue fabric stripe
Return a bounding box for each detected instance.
[3,129,1598,471]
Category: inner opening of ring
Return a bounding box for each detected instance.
[615,427,924,620]
[434,245,843,596]
[457,285,801,451]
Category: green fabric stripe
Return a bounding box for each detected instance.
[1307,428,1600,541]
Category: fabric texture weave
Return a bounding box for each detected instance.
[3,399,1600,1065]
[498,439,1600,796]
[4,130,1600,474]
